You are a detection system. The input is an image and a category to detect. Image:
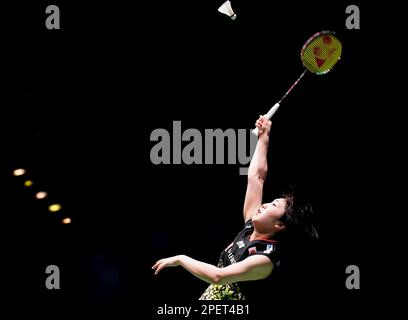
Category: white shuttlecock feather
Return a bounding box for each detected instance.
[218,1,237,20]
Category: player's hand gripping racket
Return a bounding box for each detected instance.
[252,31,342,136]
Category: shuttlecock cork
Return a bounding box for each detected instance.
[218,1,237,20]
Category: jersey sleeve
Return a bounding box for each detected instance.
[247,242,280,264]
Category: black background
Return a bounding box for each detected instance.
[1,0,391,317]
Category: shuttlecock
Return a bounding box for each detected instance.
[218,1,237,20]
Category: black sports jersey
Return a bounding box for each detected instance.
[199,219,280,300]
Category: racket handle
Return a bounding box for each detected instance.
[251,103,281,136]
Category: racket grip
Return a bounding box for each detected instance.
[251,103,280,136]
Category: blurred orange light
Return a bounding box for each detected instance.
[35,191,48,199]
[62,218,71,224]
[13,168,26,176]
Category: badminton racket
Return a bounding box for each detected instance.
[252,30,342,136]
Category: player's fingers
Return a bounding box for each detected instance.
[155,264,166,275]
[152,260,162,269]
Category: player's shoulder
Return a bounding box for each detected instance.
[246,237,279,265]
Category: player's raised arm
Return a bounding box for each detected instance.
[243,116,272,222]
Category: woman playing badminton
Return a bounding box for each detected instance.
[152,116,318,300]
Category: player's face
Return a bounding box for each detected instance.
[252,198,287,231]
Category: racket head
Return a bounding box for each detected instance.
[301,31,342,75]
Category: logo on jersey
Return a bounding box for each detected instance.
[248,247,257,255]
[236,241,245,248]
[264,244,274,254]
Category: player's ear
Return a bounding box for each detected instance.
[274,222,286,232]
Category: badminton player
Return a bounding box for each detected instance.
[152,116,318,300]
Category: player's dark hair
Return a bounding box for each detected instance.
[279,185,319,241]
